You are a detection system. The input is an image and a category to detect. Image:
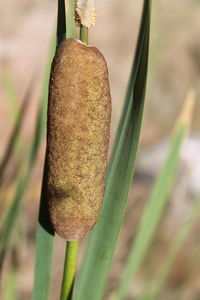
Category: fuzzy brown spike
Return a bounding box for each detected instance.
[46,38,111,240]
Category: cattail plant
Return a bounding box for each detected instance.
[47,2,112,297]
[0,0,198,300]
[32,0,181,299]
[34,0,112,299]
[32,0,151,299]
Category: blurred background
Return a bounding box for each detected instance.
[0,0,200,299]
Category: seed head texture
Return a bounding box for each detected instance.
[46,38,111,240]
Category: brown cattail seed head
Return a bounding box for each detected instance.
[46,38,111,240]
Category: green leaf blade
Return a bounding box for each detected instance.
[32,224,54,300]
[117,90,195,299]
[117,124,187,300]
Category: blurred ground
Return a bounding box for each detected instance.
[0,0,200,299]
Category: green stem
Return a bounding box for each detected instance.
[60,241,79,300]
[80,26,88,44]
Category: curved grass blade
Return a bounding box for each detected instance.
[3,266,17,300]
[0,95,52,270]
[2,70,18,122]
[32,158,55,300]
[73,2,151,300]
[141,194,200,300]
[0,71,52,268]
[107,1,151,173]
[117,93,195,300]
[0,77,34,185]
[0,33,56,275]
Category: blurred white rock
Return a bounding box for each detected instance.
[135,134,200,235]
[136,134,200,196]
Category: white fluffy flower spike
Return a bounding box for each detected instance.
[75,0,96,29]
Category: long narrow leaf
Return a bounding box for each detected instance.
[2,70,19,122]
[73,2,151,300]
[32,160,55,300]
[0,78,34,185]
[3,266,17,300]
[141,196,200,300]
[0,31,55,273]
[117,94,195,300]
[57,0,66,45]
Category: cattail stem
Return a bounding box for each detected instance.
[80,26,88,44]
[60,241,79,300]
